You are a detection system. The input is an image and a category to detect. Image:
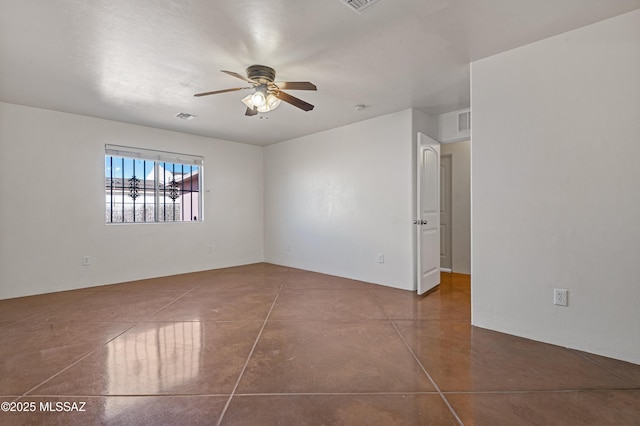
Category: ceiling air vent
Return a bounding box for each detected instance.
[340,0,382,13]
[457,110,471,133]
[175,112,196,120]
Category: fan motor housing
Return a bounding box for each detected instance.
[247,65,276,83]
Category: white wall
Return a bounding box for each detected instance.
[441,140,471,274]
[265,109,426,290]
[471,10,640,364]
[0,102,264,299]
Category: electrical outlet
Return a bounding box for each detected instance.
[554,288,568,306]
[377,253,384,263]
[82,256,90,266]
[208,245,213,253]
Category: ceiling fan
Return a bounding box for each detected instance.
[194,65,317,116]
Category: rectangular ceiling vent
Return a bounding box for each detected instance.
[175,112,196,120]
[458,110,471,133]
[340,0,382,13]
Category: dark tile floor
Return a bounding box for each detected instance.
[1,263,639,425]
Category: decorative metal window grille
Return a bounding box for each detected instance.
[167,179,180,200]
[129,176,141,200]
[105,146,203,224]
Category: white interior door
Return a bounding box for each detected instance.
[417,133,440,295]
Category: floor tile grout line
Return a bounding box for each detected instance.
[147,285,204,318]
[17,387,640,400]
[441,388,640,395]
[17,320,144,400]
[16,393,232,398]
[216,283,285,426]
[5,286,195,326]
[19,285,182,401]
[13,273,234,402]
[0,321,15,330]
[388,319,465,426]
[568,349,640,388]
[18,349,101,401]
[60,285,214,401]
[2,291,99,325]
[232,391,444,397]
[366,286,464,425]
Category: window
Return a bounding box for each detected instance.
[105,145,203,223]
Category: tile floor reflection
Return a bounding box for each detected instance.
[1,264,639,425]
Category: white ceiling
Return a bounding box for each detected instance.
[1,1,638,146]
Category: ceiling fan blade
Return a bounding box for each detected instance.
[274,90,314,111]
[275,81,317,91]
[221,70,257,84]
[245,106,258,116]
[194,87,250,97]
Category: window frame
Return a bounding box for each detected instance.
[105,145,204,224]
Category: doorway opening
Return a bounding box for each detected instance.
[440,154,452,272]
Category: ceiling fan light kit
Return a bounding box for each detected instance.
[242,90,281,113]
[195,65,316,116]
[252,90,267,107]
